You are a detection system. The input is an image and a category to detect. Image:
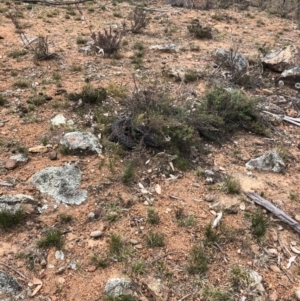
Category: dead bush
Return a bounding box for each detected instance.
[130,7,151,34]
[91,25,126,57]
[187,19,212,39]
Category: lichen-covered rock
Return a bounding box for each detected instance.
[31,164,87,205]
[0,270,23,299]
[104,277,133,297]
[60,132,102,154]
[245,150,285,173]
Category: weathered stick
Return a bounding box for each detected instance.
[283,116,300,127]
[246,192,300,234]
[20,0,92,6]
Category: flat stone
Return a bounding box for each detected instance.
[295,289,300,300]
[105,277,132,297]
[295,215,300,222]
[51,114,66,126]
[269,265,280,273]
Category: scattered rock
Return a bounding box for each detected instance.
[90,231,102,238]
[5,159,17,170]
[269,290,278,301]
[55,250,65,260]
[141,275,168,301]
[277,65,300,87]
[0,270,23,299]
[214,48,248,73]
[49,151,57,160]
[149,43,180,52]
[295,288,300,300]
[60,132,102,154]
[29,145,48,153]
[205,194,215,202]
[87,265,97,272]
[31,164,88,205]
[248,269,265,293]
[51,114,66,126]
[104,277,133,297]
[262,45,299,72]
[245,150,285,173]
[269,265,281,273]
[0,194,37,212]
[295,215,300,223]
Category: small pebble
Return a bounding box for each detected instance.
[90,231,102,238]
[49,152,57,160]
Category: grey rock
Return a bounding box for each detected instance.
[60,132,102,154]
[149,43,180,52]
[245,150,285,173]
[0,270,22,298]
[10,153,28,164]
[49,151,57,160]
[262,45,299,72]
[31,164,88,205]
[105,277,133,297]
[214,48,248,74]
[277,65,300,87]
[248,269,265,293]
[0,194,37,212]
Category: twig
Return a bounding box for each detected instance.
[213,243,228,263]
[118,4,170,12]
[178,293,193,301]
[0,261,26,279]
[0,181,14,187]
[148,251,186,265]
[20,0,92,6]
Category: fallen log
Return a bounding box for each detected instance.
[246,191,300,234]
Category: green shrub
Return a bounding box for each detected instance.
[8,49,27,58]
[145,231,165,248]
[187,245,208,275]
[0,208,26,230]
[224,176,241,194]
[37,229,64,249]
[68,84,107,104]
[251,212,268,238]
[0,94,7,106]
[147,208,160,225]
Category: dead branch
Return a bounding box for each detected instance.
[19,0,92,6]
[246,192,300,234]
[0,261,26,279]
[147,250,186,265]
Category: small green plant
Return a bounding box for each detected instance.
[187,245,209,275]
[105,203,121,222]
[59,214,72,224]
[184,69,198,83]
[106,83,128,99]
[175,208,195,227]
[37,229,64,249]
[147,208,160,225]
[0,208,26,230]
[108,233,128,261]
[67,84,107,104]
[13,79,30,88]
[130,260,146,275]
[70,64,82,72]
[230,265,250,292]
[0,94,7,106]
[52,72,61,81]
[90,254,109,268]
[251,212,268,239]
[59,144,71,155]
[202,286,232,301]
[289,192,298,201]
[76,36,87,45]
[8,49,27,58]
[224,176,241,194]
[173,157,190,171]
[204,224,219,245]
[145,231,165,248]
[122,163,135,185]
[27,94,47,106]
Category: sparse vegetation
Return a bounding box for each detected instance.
[187,244,209,275]
[37,229,64,249]
[0,94,7,106]
[224,176,241,194]
[108,233,130,261]
[145,231,165,248]
[59,214,72,224]
[202,286,232,301]
[122,163,135,185]
[130,7,150,34]
[230,265,250,293]
[0,208,26,230]
[67,84,107,104]
[13,79,30,88]
[251,212,268,239]
[8,49,27,58]
[147,208,160,225]
[90,254,109,268]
